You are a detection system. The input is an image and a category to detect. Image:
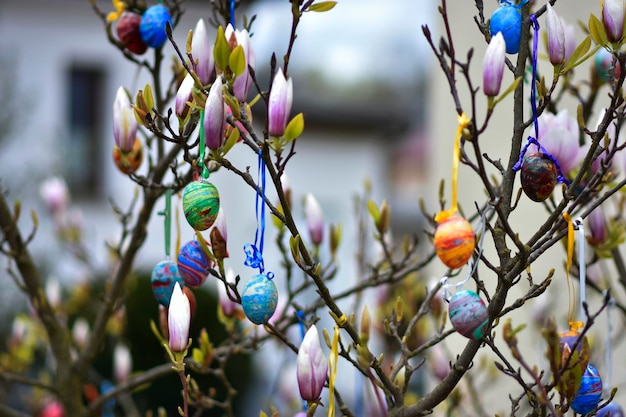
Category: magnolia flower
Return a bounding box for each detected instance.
[482,32,506,96]
[113,343,132,383]
[546,4,566,65]
[296,325,328,401]
[45,277,62,309]
[40,177,69,214]
[113,86,137,153]
[225,25,255,102]
[191,18,213,85]
[603,0,625,43]
[175,73,195,119]
[210,207,228,259]
[268,69,293,137]
[304,193,324,246]
[536,109,583,177]
[168,283,191,352]
[204,77,226,150]
[587,207,608,246]
[72,318,90,349]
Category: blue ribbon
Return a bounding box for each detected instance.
[230,0,235,28]
[244,150,271,275]
[512,15,569,185]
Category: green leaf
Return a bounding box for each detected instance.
[493,76,522,107]
[589,13,609,47]
[289,234,301,265]
[367,200,380,223]
[229,45,246,77]
[307,1,337,12]
[213,26,230,72]
[283,112,305,142]
[561,36,594,74]
[221,126,240,155]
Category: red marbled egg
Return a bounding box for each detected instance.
[520,152,557,202]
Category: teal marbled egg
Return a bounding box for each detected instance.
[448,290,489,339]
[241,274,278,325]
[151,260,184,307]
[182,180,220,231]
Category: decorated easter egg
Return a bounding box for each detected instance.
[597,402,625,417]
[113,138,144,174]
[559,328,591,374]
[116,12,148,54]
[434,214,475,269]
[594,48,621,84]
[571,365,603,415]
[177,239,211,287]
[241,274,278,325]
[151,260,184,307]
[139,5,173,49]
[520,152,558,202]
[182,180,220,231]
[489,3,522,54]
[448,290,489,339]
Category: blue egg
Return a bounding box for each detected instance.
[178,240,211,287]
[241,274,278,325]
[597,402,625,417]
[490,4,522,54]
[151,260,184,307]
[571,365,603,415]
[139,5,173,49]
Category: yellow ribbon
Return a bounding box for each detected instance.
[435,113,471,223]
[563,212,576,323]
[328,325,339,417]
[106,0,125,22]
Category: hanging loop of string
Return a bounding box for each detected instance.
[574,217,586,323]
[243,149,271,277]
[158,189,173,258]
[198,110,210,179]
[563,213,586,328]
[511,15,569,185]
[605,291,614,392]
[441,203,494,302]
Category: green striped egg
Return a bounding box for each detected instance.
[182,180,220,231]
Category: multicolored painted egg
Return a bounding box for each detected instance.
[571,365,603,415]
[139,5,173,49]
[241,274,278,325]
[177,239,211,287]
[113,138,144,175]
[489,2,522,54]
[151,260,184,307]
[182,180,220,231]
[116,12,148,55]
[434,214,475,269]
[448,290,489,339]
[597,402,625,417]
[559,328,591,374]
[594,48,621,84]
[520,152,558,202]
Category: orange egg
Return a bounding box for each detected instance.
[433,214,475,269]
[113,138,143,174]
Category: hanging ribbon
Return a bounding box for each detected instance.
[328,324,339,417]
[435,113,471,223]
[158,189,173,258]
[605,294,614,392]
[244,150,269,275]
[230,0,236,28]
[574,217,586,323]
[198,110,210,179]
[563,212,586,330]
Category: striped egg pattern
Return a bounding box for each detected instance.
[151,260,184,307]
[182,180,220,231]
[241,274,278,325]
[178,240,211,287]
[448,290,488,339]
[434,214,476,269]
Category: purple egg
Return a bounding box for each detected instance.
[448,290,489,339]
[571,365,603,415]
[597,402,625,417]
[177,240,211,287]
[151,260,184,307]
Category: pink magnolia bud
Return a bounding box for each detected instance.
[168,283,191,352]
[175,73,195,119]
[210,207,229,259]
[113,86,138,153]
[204,77,226,150]
[113,343,132,383]
[39,401,65,417]
[268,69,293,137]
[45,277,61,309]
[536,109,583,178]
[587,207,608,246]
[296,325,328,401]
[603,0,625,43]
[232,27,255,102]
[191,18,214,85]
[72,318,90,349]
[546,4,566,65]
[39,177,69,214]
[304,193,324,246]
[482,32,506,96]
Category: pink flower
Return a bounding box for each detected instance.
[39,177,69,214]
[168,283,191,352]
[191,18,214,85]
[304,193,324,246]
[113,343,132,383]
[204,77,226,150]
[39,401,64,417]
[483,32,506,96]
[72,318,90,349]
[113,86,137,153]
[603,0,625,43]
[296,325,328,401]
[268,69,293,137]
[225,24,255,102]
[536,109,583,177]
[175,73,195,119]
[546,4,566,65]
[587,207,608,246]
